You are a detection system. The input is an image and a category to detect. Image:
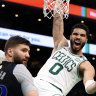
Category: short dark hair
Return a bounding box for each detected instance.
[71,23,89,38]
[4,36,31,55]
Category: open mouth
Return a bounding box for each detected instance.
[74,41,81,49]
[23,59,28,64]
[75,41,80,45]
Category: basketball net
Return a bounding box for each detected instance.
[43,0,70,19]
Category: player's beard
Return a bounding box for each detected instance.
[70,39,85,53]
[13,52,23,64]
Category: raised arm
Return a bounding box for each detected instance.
[80,61,96,94]
[52,15,68,54]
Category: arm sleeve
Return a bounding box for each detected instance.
[13,64,37,95]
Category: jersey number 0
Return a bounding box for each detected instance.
[49,63,63,75]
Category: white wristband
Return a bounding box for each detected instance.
[85,80,95,89]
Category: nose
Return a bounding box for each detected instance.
[76,34,81,39]
[26,52,30,58]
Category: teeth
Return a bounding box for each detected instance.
[75,41,80,45]
[75,41,80,43]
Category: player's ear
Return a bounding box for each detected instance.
[7,48,13,57]
[85,38,88,43]
[85,35,88,43]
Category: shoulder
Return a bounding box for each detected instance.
[79,61,95,72]
[13,64,32,78]
[14,64,27,71]
[54,37,68,51]
[58,37,69,48]
[13,64,37,95]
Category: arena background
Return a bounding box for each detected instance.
[0,0,96,96]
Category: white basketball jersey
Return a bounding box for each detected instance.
[37,46,87,96]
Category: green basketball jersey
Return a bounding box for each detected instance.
[37,46,87,95]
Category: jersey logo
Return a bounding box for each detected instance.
[0,85,7,96]
[52,51,76,73]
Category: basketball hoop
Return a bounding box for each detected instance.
[43,0,70,19]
